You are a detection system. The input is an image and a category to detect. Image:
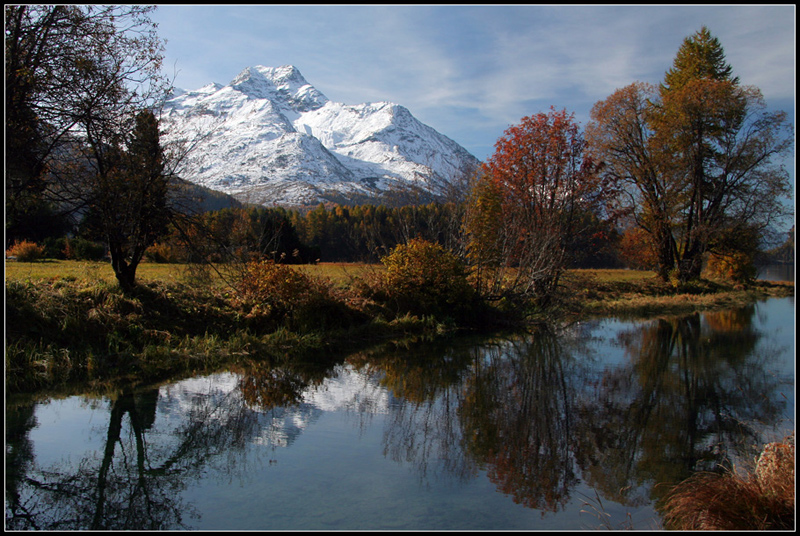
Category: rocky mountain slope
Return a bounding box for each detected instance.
[161,65,480,207]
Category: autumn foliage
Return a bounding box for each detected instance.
[236,260,358,332]
[6,240,46,262]
[587,28,792,283]
[465,108,610,303]
[617,227,658,271]
[374,238,476,321]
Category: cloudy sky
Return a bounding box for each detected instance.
[152,4,795,162]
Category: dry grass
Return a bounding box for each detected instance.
[4,259,375,286]
[660,435,795,530]
[560,268,794,318]
[297,262,380,287]
[5,259,188,284]
[6,260,793,320]
[570,268,658,284]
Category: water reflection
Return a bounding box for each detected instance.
[758,263,795,282]
[6,389,199,530]
[574,305,789,511]
[5,300,793,530]
[459,334,580,513]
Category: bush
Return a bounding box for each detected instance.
[70,238,106,261]
[236,260,360,332]
[617,227,658,270]
[704,250,757,284]
[376,238,476,321]
[6,240,45,262]
[145,241,185,263]
[41,237,68,260]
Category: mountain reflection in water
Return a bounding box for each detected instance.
[5,297,794,530]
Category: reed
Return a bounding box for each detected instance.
[660,435,795,530]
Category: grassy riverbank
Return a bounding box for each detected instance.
[557,268,794,319]
[5,260,794,395]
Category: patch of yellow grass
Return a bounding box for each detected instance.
[569,268,658,283]
[4,260,380,286]
[296,262,379,286]
[5,260,192,284]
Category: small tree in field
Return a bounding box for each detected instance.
[6,5,177,291]
[464,108,610,304]
[81,110,172,290]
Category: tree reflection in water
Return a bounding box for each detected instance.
[459,333,579,513]
[5,381,266,530]
[574,306,788,510]
[364,304,788,516]
[350,339,482,485]
[7,389,196,530]
[5,302,791,529]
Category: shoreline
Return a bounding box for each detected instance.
[5,261,795,396]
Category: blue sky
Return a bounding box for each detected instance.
[152,4,795,163]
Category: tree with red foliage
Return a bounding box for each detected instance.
[465,108,611,304]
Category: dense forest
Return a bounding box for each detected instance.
[19,198,793,273]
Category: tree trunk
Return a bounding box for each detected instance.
[109,247,139,292]
[653,222,677,282]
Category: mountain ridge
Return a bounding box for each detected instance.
[161,65,480,207]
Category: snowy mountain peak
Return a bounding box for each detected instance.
[256,65,313,92]
[230,65,328,113]
[162,65,479,207]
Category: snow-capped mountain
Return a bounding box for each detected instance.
[161,65,480,207]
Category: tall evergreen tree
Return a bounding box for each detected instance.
[654,27,750,280]
[661,26,738,93]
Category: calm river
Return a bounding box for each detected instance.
[6,294,794,530]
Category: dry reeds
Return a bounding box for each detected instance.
[660,434,795,530]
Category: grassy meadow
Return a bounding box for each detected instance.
[5,259,372,287]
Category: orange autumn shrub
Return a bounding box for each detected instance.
[6,240,46,262]
[376,238,476,321]
[236,260,359,332]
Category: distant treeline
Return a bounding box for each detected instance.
[759,226,795,265]
[141,202,624,268]
[149,203,472,265]
[25,199,793,273]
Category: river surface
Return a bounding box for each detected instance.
[6,294,794,530]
